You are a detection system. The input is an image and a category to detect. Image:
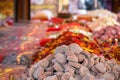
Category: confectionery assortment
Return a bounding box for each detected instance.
[0,9,120,80]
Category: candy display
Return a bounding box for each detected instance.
[92,25,120,63]
[0,8,120,80]
[76,9,120,31]
[93,25,120,41]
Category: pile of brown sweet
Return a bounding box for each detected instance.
[25,43,120,80]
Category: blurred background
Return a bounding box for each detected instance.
[0,0,120,22]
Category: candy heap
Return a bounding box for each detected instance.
[27,43,120,80]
